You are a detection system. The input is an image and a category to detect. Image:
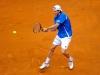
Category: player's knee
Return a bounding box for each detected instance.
[62,50,69,57]
[61,49,66,54]
[50,47,55,52]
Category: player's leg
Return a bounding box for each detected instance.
[46,35,61,62]
[47,45,58,59]
[61,37,74,70]
[39,35,60,69]
[39,45,57,69]
[62,49,74,70]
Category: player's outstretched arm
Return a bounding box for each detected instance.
[43,23,59,32]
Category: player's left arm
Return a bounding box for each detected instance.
[43,23,59,32]
[47,14,66,31]
[47,23,59,31]
[43,13,66,32]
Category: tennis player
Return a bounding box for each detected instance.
[40,5,74,70]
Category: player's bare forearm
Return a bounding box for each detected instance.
[42,23,58,32]
[47,23,59,31]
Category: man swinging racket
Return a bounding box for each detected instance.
[40,5,74,70]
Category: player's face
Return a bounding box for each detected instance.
[52,8,59,15]
[53,10,59,15]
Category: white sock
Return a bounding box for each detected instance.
[45,57,50,64]
[69,56,73,61]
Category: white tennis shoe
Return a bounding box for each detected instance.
[39,62,49,69]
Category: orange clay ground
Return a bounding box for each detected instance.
[0,0,100,75]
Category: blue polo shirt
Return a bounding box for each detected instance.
[54,12,72,38]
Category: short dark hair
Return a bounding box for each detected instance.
[57,10,62,13]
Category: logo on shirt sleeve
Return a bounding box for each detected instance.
[56,20,60,23]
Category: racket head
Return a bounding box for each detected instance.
[33,23,43,33]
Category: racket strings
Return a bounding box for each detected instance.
[33,23,43,33]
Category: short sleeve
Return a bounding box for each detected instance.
[56,14,67,24]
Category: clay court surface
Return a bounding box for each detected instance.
[0,0,100,75]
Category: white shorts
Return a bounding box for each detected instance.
[53,35,72,52]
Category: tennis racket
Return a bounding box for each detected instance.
[33,23,43,33]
